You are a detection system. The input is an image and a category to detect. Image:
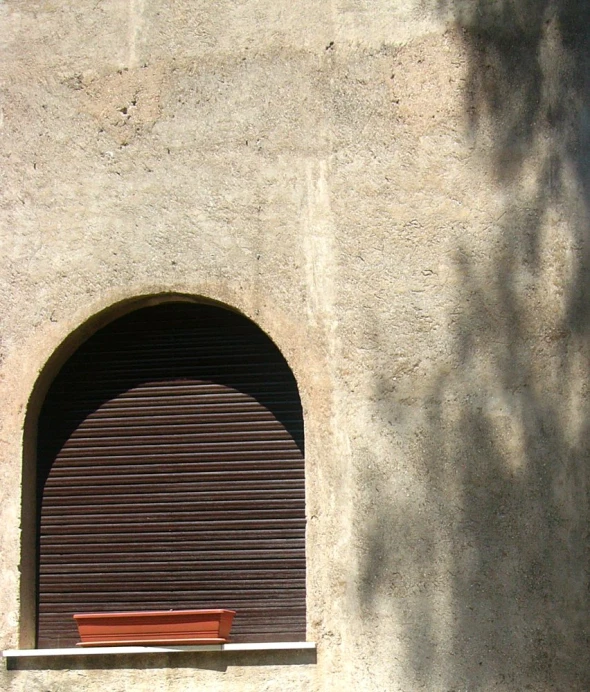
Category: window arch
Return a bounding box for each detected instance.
[35,302,305,648]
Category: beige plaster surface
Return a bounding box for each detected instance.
[2,0,590,690]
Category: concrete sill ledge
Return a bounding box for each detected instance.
[3,642,316,659]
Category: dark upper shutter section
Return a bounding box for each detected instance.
[37,303,305,648]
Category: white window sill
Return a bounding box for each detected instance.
[2,642,316,659]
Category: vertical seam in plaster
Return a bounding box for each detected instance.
[127,0,144,69]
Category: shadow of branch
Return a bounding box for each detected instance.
[357,1,590,688]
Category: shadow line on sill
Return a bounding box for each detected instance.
[5,647,318,671]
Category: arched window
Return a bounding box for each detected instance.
[36,302,305,648]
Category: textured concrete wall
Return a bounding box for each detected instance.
[2,0,590,690]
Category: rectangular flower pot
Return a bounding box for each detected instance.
[73,609,236,647]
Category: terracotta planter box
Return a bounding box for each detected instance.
[73,609,236,647]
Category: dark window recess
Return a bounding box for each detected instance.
[36,303,305,648]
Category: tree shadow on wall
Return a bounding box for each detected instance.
[359,2,590,689]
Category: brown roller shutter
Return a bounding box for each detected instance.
[36,303,305,648]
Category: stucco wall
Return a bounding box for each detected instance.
[2,0,590,690]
